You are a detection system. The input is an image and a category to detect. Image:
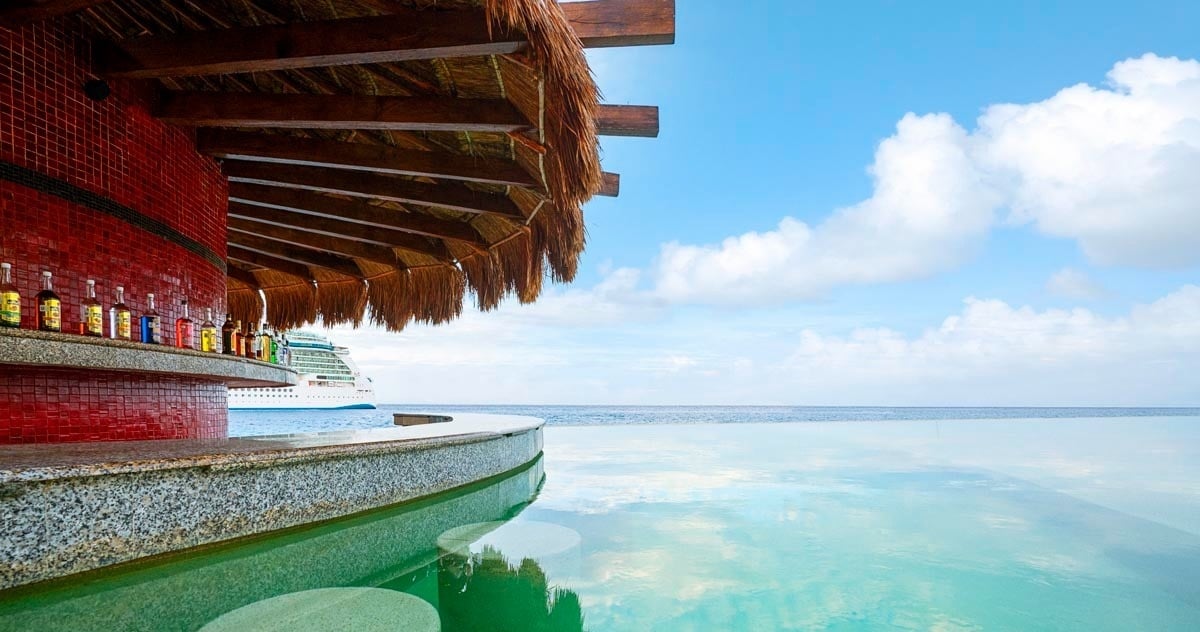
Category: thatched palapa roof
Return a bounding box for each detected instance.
[35,0,673,330]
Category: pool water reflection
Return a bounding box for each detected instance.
[2,417,1199,631]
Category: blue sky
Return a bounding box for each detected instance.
[332,1,1200,405]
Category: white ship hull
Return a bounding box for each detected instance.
[228,330,377,410]
[228,376,376,410]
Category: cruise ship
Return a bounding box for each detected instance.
[228,331,377,410]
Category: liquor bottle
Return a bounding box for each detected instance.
[0,263,20,328]
[109,286,132,340]
[35,271,61,332]
[82,279,103,337]
[278,336,291,367]
[200,308,218,353]
[174,298,195,349]
[235,320,245,356]
[221,313,236,355]
[140,293,160,344]
[268,327,279,364]
[257,323,272,362]
[245,323,258,359]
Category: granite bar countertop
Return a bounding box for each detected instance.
[0,413,544,483]
[0,327,297,387]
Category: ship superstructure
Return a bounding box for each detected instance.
[228,331,376,410]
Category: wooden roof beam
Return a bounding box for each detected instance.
[564,0,675,48]
[229,218,406,268]
[155,91,531,133]
[0,1,111,28]
[198,130,538,188]
[227,236,364,279]
[227,247,315,282]
[161,92,654,138]
[98,0,674,78]
[223,160,526,220]
[596,105,659,137]
[229,201,452,260]
[599,172,620,197]
[226,264,262,289]
[228,183,489,247]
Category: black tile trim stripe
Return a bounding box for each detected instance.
[0,161,226,273]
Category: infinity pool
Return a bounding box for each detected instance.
[2,418,1198,630]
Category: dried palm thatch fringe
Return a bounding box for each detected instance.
[227,282,264,326]
[315,277,367,327]
[261,279,318,329]
[486,0,602,210]
[487,0,595,285]
[409,264,467,324]
[531,202,585,282]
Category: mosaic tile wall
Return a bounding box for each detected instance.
[1,369,228,443]
[0,18,231,443]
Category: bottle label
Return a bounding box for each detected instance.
[86,305,103,335]
[201,328,218,352]
[0,291,19,326]
[141,315,160,343]
[118,312,132,339]
[40,298,61,331]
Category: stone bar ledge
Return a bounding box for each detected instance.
[0,327,297,388]
[0,414,545,590]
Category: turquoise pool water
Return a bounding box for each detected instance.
[2,417,1199,630]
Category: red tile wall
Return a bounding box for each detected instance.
[2,369,227,443]
[0,18,231,443]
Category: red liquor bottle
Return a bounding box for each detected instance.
[174,298,195,349]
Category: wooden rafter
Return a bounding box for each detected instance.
[596,104,659,137]
[227,246,314,282]
[229,201,453,260]
[155,91,531,133]
[599,172,620,197]
[0,0,110,28]
[223,160,526,220]
[198,130,538,188]
[228,218,406,268]
[225,263,262,288]
[228,183,488,247]
[98,0,675,78]
[227,235,364,279]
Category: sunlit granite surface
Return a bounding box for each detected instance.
[0,414,544,589]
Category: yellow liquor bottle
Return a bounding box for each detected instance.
[200,308,219,353]
[82,279,103,337]
[0,263,20,328]
[35,271,61,332]
[109,285,132,340]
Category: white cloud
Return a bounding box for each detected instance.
[655,113,997,304]
[652,54,1200,305]
[1045,268,1108,300]
[781,285,1200,404]
[319,282,1199,406]
[979,54,1200,266]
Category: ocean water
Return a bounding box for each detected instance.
[229,404,1200,436]
[3,413,1199,630]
